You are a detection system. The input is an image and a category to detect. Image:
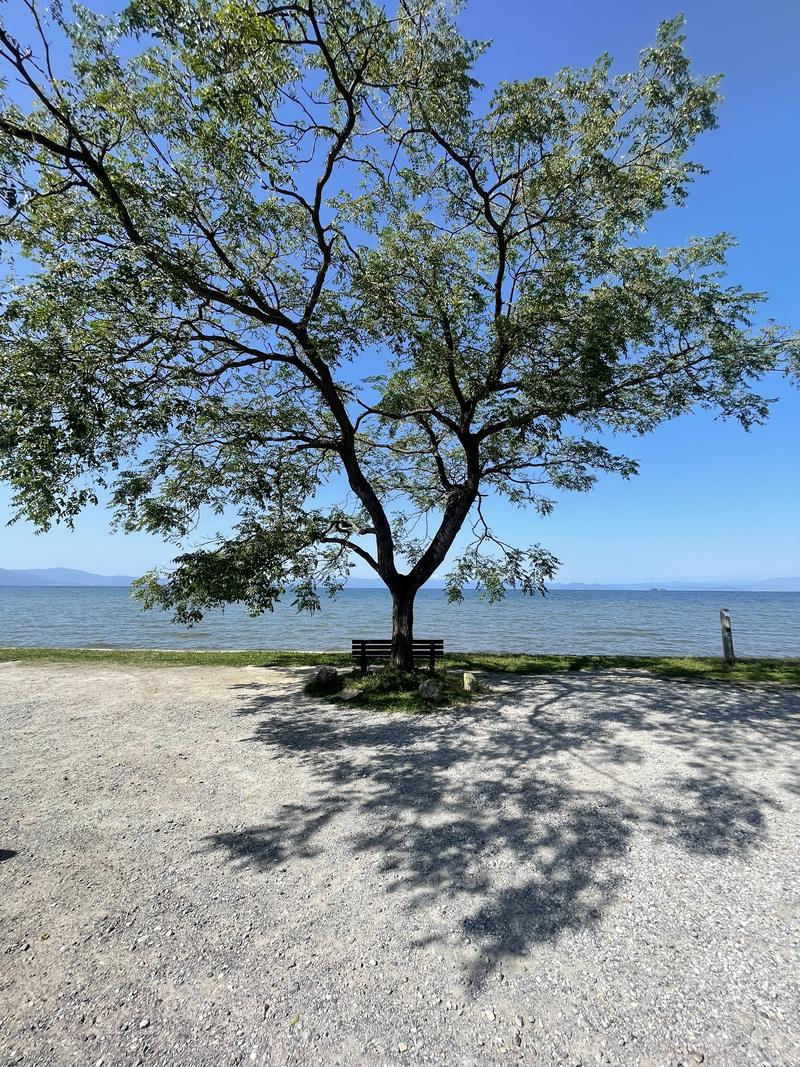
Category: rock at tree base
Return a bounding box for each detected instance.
[419,677,443,702]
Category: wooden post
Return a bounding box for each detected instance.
[719,609,736,665]
[360,642,367,677]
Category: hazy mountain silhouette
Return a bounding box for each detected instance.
[0,567,136,587]
[1,569,798,591]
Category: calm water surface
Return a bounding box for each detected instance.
[0,586,797,657]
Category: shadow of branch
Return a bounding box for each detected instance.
[203,671,797,985]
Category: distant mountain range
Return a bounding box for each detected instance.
[2,568,799,591]
[0,567,136,587]
[343,576,800,592]
[551,578,800,591]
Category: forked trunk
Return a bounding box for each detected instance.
[385,490,475,672]
[391,587,416,671]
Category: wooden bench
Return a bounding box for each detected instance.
[351,638,444,676]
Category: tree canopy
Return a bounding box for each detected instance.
[0,0,794,664]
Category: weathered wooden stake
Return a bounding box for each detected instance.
[719,608,736,665]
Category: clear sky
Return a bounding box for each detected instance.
[1,0,798,582]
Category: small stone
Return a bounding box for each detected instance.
[514,1031,522,1047]
[340,688,359,701]
[398,1042,408,1053]
[485,1008,496,1021]
[690,1054,705,1064]
[139,1018,149,1029]
[515,1015,524,1027]
[463,671,481,692]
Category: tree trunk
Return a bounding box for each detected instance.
[391,586,417,671]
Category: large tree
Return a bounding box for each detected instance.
[0,1,793,667]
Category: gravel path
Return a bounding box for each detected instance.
[0,662,798,1067]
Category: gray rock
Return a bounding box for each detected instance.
[340,687,359,701]
[463,671,481,692]
[310,665,339,686]
[418,677,443,702]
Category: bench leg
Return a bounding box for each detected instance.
[361,647,367,677]
[429,646,435,674]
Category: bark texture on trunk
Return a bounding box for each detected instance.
[391,588,416,671]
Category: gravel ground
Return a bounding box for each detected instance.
[0,662,798,1067]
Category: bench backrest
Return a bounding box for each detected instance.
[351,639,444,657]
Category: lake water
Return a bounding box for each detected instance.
[0,586,797,657]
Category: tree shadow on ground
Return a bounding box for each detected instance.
[204,671,798,984]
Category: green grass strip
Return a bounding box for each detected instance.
[0,647,798,684]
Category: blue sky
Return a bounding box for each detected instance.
[1,0,798,582]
